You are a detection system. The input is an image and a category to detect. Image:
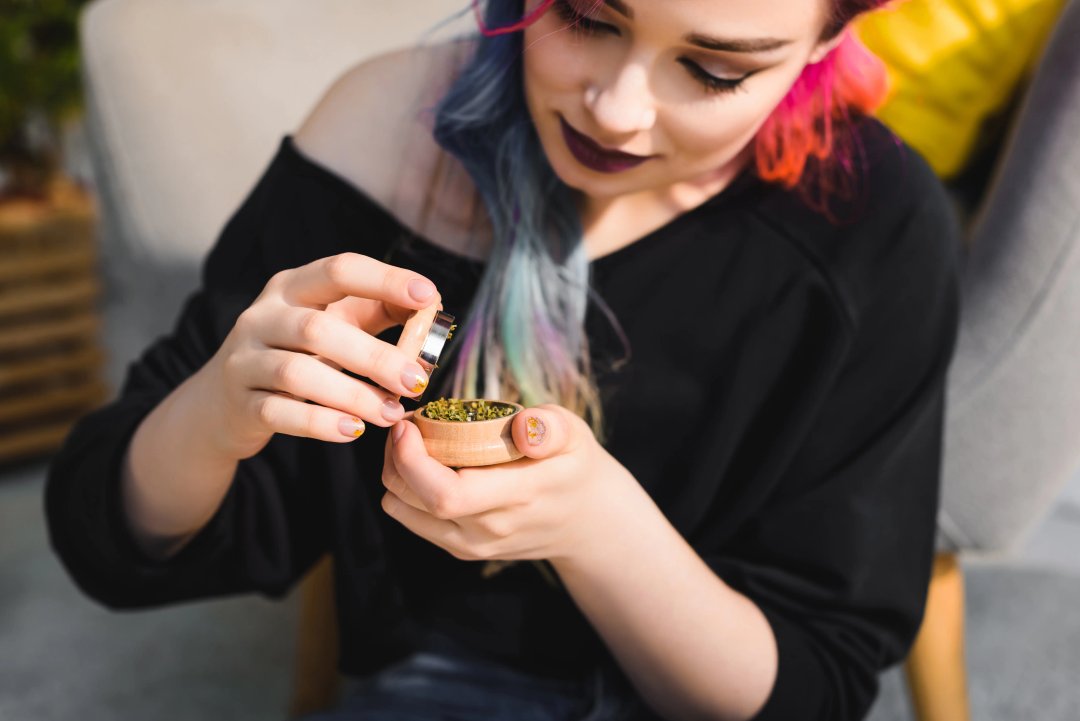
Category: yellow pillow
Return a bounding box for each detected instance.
[856,0,1066,178]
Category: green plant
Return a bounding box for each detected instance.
[420,398,518,422]
[0,0,91,198]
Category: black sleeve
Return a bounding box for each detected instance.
[711,188,962,720]
[44,142,334,609]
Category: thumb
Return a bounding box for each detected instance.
[512,404,575,459]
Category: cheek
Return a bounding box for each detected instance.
[523,33,586,103]
[666,74,803,162]
[663,104,761,165]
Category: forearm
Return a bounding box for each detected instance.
[550,478,778,721]
[122,363,241,560]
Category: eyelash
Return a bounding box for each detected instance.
[550,0,749,95]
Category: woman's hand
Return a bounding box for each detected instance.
[200,252,440,461]
[380,405,634,564]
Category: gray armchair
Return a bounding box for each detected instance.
[940,0,1080,559]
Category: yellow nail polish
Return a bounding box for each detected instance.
[339,416,366,438]
[401,365,430,395]
[525,416,546,445]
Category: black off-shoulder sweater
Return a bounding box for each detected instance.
[45,117,961,721]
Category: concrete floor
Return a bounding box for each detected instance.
[0,459,298,721]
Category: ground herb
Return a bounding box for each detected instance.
[420,397,515,422]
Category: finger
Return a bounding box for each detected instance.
[249,390,369,443]
[381,433,428,510]
[261,306,431,398]
[391,420,524,518]
[279,252,438,310]
[390,419,469,518]
[381,491,471,559]
[325,296,420,339]
[383,474,428,511]
[512,405,576,459]
[247,349,405,427]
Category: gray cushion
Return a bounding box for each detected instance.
[938,0,1080,554]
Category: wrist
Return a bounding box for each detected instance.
[551,462,656,571]
[122,362,244,550]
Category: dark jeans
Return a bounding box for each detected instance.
[299,645,661,721]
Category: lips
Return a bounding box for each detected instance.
[558,117,652,174]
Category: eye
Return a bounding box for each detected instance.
[552,0,619,36]
[551,0,750,96]
[678,59,750,95]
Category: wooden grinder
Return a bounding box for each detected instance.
[394,301,523,468]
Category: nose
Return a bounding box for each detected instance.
[584,60,657,136]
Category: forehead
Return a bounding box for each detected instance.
[586,0,828,44]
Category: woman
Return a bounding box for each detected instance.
[45,0,961,719]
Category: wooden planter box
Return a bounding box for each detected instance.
[0,180,107,464]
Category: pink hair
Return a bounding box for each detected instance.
[754,29,888,199]
[473,0,555,36]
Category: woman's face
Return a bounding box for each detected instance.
[521,0,840,204]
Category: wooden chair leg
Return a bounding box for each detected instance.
[903,552,972,721]
[288,555,342,719]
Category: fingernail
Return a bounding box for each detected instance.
[408,278,436,302]
[339,416,366,438]
[401,364,429,395]
[381,398,405,422]
[525,416,546,445]
[392,422,406,442]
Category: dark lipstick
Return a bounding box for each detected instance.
[559,117,652,174]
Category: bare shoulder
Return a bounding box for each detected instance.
[293,38,487,254]
[293,39,470,179]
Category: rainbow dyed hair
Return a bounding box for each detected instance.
[429,0,609,434]
[427,0,890,434]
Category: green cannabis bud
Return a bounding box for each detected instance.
[420,397,516,422]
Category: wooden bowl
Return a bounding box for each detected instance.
[412,400,524,467]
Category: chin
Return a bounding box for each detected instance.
[552,162,630,200]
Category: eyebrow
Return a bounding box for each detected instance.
[600,0,794,54]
